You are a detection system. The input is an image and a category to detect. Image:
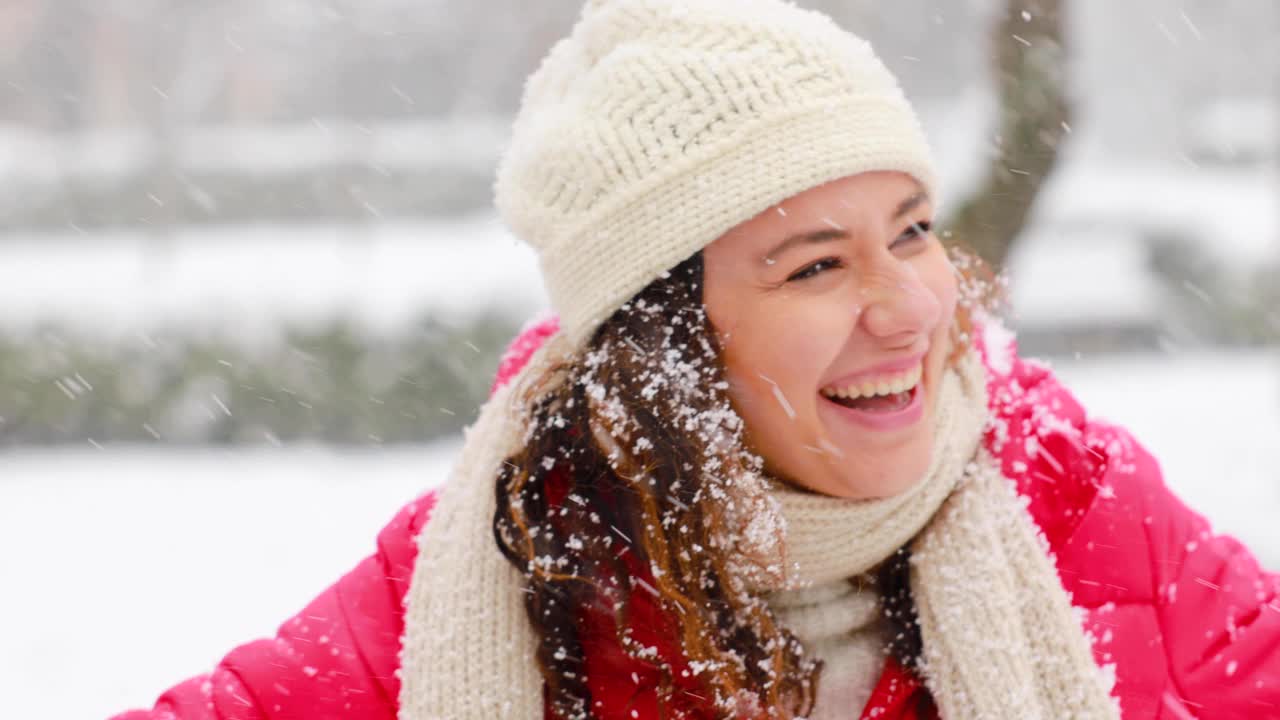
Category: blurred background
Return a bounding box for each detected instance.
[0,0,1276,717]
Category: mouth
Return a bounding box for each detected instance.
[818,363,925,431]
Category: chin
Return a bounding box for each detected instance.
[870,472,927,498]
[834,457,932,499]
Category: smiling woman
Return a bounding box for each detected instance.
[113,1,1280,719]
[704,173,956,500]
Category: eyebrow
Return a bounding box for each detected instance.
[763,227,847,262]
[763,191,930,262]
[893,191,929,221]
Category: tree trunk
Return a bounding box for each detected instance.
[944,0,1072,272]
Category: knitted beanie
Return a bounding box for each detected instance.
[495,0,937,345]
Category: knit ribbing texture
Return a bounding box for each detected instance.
[755,353,987,719]
[754,353,1120,720]
[767,580,887,719]
[397,334,571,719]
[495,0,936,346]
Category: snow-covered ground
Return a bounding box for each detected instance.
[1033,163,1279,265]
[1,350,1276,720]
[0,217,546,342]
[1006,226,1163,327]
[0,444,455,720]
[0,119,508,185]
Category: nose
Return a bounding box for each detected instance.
[858,262,940,343]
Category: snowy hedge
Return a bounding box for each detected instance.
[0,313,518,446]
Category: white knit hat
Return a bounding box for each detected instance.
[495,0,937,346]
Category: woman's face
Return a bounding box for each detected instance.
[703,171,958,499]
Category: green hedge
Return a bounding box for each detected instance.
[0,313,520,446]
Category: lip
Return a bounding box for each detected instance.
[822,352,927,390]
[819,383,925,432]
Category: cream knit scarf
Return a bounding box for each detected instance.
[398,335,1119,719]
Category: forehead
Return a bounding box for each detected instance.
[708,171,926,255]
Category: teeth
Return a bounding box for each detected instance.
[821,364,922,401]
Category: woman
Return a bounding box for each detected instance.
[115,1,1279,718]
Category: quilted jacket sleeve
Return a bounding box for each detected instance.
[983,337,1280,718]
[1129,444,1280,719]
[110,492,436,720]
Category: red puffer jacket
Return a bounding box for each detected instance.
[113,319,1280,720]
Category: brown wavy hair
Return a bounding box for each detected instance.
[493,247,997,719]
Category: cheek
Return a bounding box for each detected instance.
[721,298,847,414]
[912,255,959,381]
[914,251,959,331]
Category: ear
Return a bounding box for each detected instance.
[490,313,563,396]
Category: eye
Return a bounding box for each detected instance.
[891,220,933,250]
[786,257,844,283]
